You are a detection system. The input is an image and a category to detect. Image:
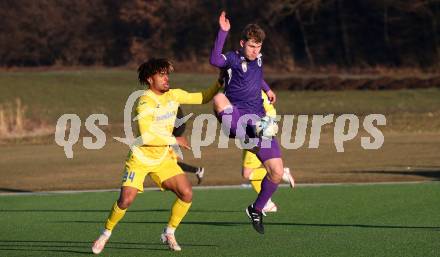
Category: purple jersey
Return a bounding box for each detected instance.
[210,29,270,116]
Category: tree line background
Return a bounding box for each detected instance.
[1,0,440,70]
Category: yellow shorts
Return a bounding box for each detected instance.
[122,148,183,192]
[242,150,262,169]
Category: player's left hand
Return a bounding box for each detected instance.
[176,136,191,150]
[266,90,276,104]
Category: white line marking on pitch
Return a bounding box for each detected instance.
[0,181,435,196]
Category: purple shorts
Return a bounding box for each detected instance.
[217,106,282,163]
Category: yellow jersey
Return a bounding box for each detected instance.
[133,81,222,160]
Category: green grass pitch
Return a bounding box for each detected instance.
[0,183,439,257]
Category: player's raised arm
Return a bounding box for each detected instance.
[210,11,230,68]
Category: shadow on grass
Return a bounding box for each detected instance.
[0,247,91,255]
[53,220,440,230]
[0,188,32,193]
[0,239,217,254]
[350,168,440,180]
[0,208,241,213]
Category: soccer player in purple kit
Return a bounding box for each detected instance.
[210,11,290,234]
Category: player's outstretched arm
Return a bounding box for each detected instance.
[210,11,230,68]
[173,77,224,105]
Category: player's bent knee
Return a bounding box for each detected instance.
[117,197,134,209]
[269,175,282,184]
[117,188,137,209]
[213,93,230,112]
[267,170,283,183]
[179,188,193,203]
[213,93,226,103]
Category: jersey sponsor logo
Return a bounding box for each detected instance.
[156,111,176,121]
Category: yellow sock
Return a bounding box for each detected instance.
[168,198,192,229]
[249,167,267,193]
[105,202,127,231]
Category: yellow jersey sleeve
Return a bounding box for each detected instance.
[262,90,277,117]
[172,81,222,104]
[136,97,177,146]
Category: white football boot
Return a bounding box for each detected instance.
[282,167,295,188]
[160,229,182,251]
[92,230,111,254]
[263,198,278,213]
[195,167,205,184]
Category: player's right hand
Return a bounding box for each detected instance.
[219,11,230,31]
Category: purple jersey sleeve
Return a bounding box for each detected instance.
[262,80,271,92]
[210,29,229,68]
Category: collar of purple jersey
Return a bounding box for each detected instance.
[236,50,263,62]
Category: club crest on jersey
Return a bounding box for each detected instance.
[241,61,247,72]
[257,57,262,67]
[240,56,247,72]
[167,100,177,109]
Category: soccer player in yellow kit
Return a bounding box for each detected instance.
[242,92,295,212]
[92,58,223,253]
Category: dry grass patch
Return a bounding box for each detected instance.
[0,98,54,142]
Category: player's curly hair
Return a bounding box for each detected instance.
[137,58,174,86]
[241,24,266,43]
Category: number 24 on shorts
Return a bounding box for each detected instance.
[122,170,135,182]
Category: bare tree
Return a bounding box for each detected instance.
[265,0,322,67]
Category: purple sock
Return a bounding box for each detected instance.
[254,176,279,211]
